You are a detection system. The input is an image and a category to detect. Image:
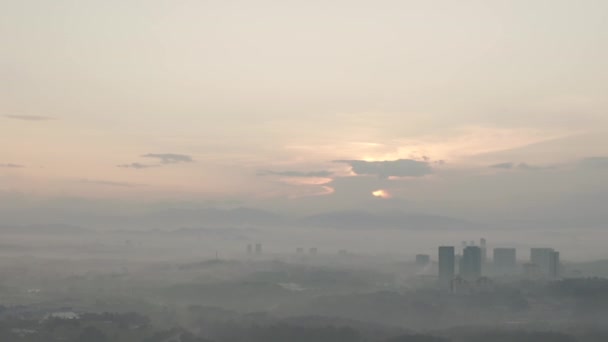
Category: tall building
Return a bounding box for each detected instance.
[255,243,262,255]
[416,254,431,268]
[309,247,318,255]
[461,241,468,254]
[460,246,482,281]
[553,251,560,277]
[530,248,560,278]
[247,244,253,255]
[480,238,487,263]
[438,246,455,289]
[296,247,304,254]
[493,248,517,275]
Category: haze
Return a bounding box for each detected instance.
[4,1,608,341]
[3,0,608,259]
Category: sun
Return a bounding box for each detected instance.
[372,189,391,199]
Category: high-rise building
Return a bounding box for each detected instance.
[255,243,262,255]
[438,246,455,289]
[296,247,304,254]
[552,251,560,277]
[480,238,487,263]
[460,246,482,281]
[493,248,517,275]
[530,248,560,278]
[416,254,431,268]
[247,244,253,255]
[461,241,468,252]
[309,247,318,255]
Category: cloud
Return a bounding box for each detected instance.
[4,115,54,121]
[117,162,157,169]
[79,179,142,187]
[490,162,553,171]
[118,153,193,169]
[257,170,333,178]
[0,163,24,168]
[334,159,432,179]
[490,162,515,169]
[580,156,608,169]
[142,153,193,164]
[517,163,552,171]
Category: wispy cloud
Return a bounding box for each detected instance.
[0,163,25,168]
[517,163,553,171]
[334,159,432,179]
[118,153,194,170]
[117,162,158,169]
[142,153,193,164]
[4,115,54,121]
[257,170,333,178]
[489,162,515,169]
[490,162,554,171]
[79,179,142,187]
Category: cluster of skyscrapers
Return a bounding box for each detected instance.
[244,240,560,289]
[430,239,560,290]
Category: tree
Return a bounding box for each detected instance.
[76,326,108,342]
[385,334,446,342]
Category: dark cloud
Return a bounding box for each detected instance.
[0,163,25,168]
[117,162,157,169]
[580,157,608,169]
[257,170,333,178]
[489,162,515,169]
[79,179,142,187]
[142,153,194,164]
[334,159,432,179]
[4,115,54,121]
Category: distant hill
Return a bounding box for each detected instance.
[566,260,608,278]
[0,207,479,232]
[0,224,89,234]
[299,210,477,230]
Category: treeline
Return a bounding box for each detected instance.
[0,315,607,342]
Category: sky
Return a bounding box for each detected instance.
[1,0,608,225]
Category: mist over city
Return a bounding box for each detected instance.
[2,1,608,341]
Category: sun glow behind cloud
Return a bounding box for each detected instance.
[372,189,391,199]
